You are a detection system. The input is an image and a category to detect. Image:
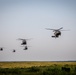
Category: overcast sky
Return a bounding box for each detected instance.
[0,0,76,61]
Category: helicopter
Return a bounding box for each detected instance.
[13,49,16,52]
[45,27,67,38]
[0,47,4,51]
[24,46,28,50]
[21,45,31,50]
[18,38,32,45]
[18,38,27,45]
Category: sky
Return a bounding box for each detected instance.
[0,0,76,61]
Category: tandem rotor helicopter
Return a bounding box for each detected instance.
[45,27,69,38]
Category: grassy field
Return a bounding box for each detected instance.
[0,61,76,68]
[0,61,76,75]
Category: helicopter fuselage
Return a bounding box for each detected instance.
[21,40,27,45]
[13,50,16,52]
[24,46,28,50]
[0,48,3,51]
[52,30,61,38]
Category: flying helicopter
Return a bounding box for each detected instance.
[13,49,16,52]
[18,38,27,45]
[45,27,68,38]
[18,38,32,45]
[24,46,28,50]
[0,47,4,51]
[21,45,31,50]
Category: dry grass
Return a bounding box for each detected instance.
[0,61,76,68]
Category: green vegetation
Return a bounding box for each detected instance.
[0,62,76,75]
[0,65,76,75]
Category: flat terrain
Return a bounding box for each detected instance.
[0,61,76,68]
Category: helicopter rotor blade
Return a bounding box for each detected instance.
[25,38,32,40]
[45,27,63,31]
[60,30,70,31]
[58,27,63,30]
[45,28,56,30]
[18,38,25,40]
[18,38,33,40]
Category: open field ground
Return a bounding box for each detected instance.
[0,61,76,68]
[0,61,76,75]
